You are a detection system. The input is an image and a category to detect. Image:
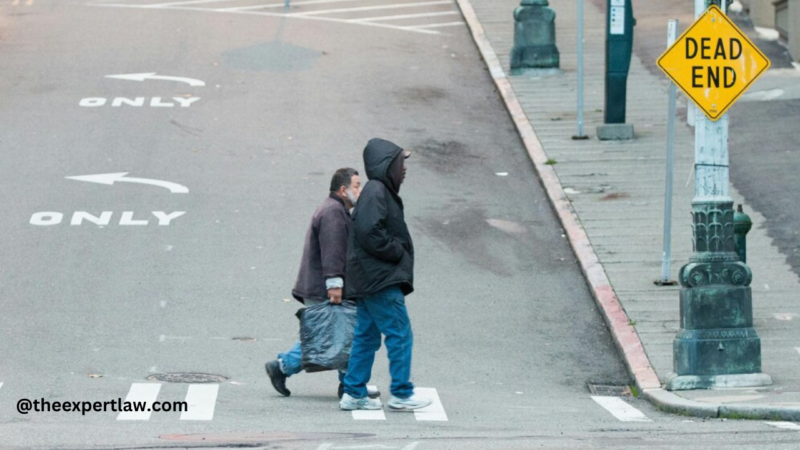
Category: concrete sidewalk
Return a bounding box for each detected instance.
[457,0,800,420]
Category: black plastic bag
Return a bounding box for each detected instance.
[296,301,357,373]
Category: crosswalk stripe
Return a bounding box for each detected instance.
[591,396,652,422]
[181,384,219,421]
[146,0,239,8]
[288,1,452,17]
[352,385,386,420]
[218,0,368,12]
[765,421,800,430]
[412,387,448,421]
[356,10,459,22]
[0,382,3,391]
[117,383,161,421]
[795,347,800,356]
[408,21,464,29]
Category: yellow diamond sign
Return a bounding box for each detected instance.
[657,5,770,121]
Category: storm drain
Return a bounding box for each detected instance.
[587,383,632,397]
[147,373,229,384]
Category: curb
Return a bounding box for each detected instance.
[454,0,800,421]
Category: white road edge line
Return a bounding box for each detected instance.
[591,396,652,422]
[287,1,452,17]
[412,387,448,421]
[356,11,459,23]
[352,385,385,420]
[117,383,161,421]
[765,421,800,431]
[181,384,219,420]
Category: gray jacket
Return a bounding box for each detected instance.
[292,194,351,304]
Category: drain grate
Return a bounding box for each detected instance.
[147,373,229,384]
[588,383,632,396]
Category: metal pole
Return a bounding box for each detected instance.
[657,19,679,285]
[572,0,588,140]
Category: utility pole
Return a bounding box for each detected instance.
[666,0,772,390]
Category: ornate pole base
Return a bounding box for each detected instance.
[510,0,560,75]
[667,201,772,391]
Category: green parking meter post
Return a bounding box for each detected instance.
[597,0,635,141]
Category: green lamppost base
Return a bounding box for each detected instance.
[665,372,773,391]
[670,201,772,391]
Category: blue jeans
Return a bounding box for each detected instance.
[344,286,414,399]
[277,341,345,382]
[277,298,345,382]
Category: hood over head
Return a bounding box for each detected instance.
[363,138,407,193]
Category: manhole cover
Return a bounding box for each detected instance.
[147,373,228,384]
[588,384,632,396]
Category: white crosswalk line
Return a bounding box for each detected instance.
[591,396,652,422]
[795,347,800,356]
[117,383,161,421]
[219,0,369,12]
[765,421,800,430]
[408,21,464,29]
[288,1,452,17]
[356,11,459,23]
[146,0,239,8]
[412,387,448,421]
[181,384,219,420]
[351,385,386,420]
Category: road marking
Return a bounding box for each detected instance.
[288,1,452,16]
[181,384,219,420]
[352,385,385,420]
[795,347,800,356]
[412,387,448,421]
[117,383,161,421]
[591,396,652,422]
[106,73,205,87]
[357,11,459,23]
[146,0,239,8]
[765,421,800,430]
[94,3,445,35]
[66,173,189,194]
[410,22,464,29]
[219,0,368,12]
[79,97,200,108]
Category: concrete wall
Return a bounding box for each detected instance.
[741,0,798,62]
[741,0,776,28]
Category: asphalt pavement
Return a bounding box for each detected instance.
[0,1,799,449]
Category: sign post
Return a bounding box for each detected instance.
[658,1,772,391]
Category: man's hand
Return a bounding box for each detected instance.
[328,288,343,305]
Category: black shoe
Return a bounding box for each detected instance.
[265,361,290,397]
[338,382,381,399]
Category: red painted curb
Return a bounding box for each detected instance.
[455,0,662,391]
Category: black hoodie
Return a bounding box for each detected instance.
[345,138,414,298]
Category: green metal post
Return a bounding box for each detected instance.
[666,0,772,390]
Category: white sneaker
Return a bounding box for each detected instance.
[387,395,432,411]
[339,393,383,411]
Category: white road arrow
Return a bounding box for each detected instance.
[105,73,206,87]
[66,173,189,194]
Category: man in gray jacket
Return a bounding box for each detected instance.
[266,168,377,399]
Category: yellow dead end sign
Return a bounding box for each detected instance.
[657,5,770,121]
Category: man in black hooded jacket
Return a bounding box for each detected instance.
[339,138,432,412]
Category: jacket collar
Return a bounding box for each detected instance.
[328,192,348,211]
